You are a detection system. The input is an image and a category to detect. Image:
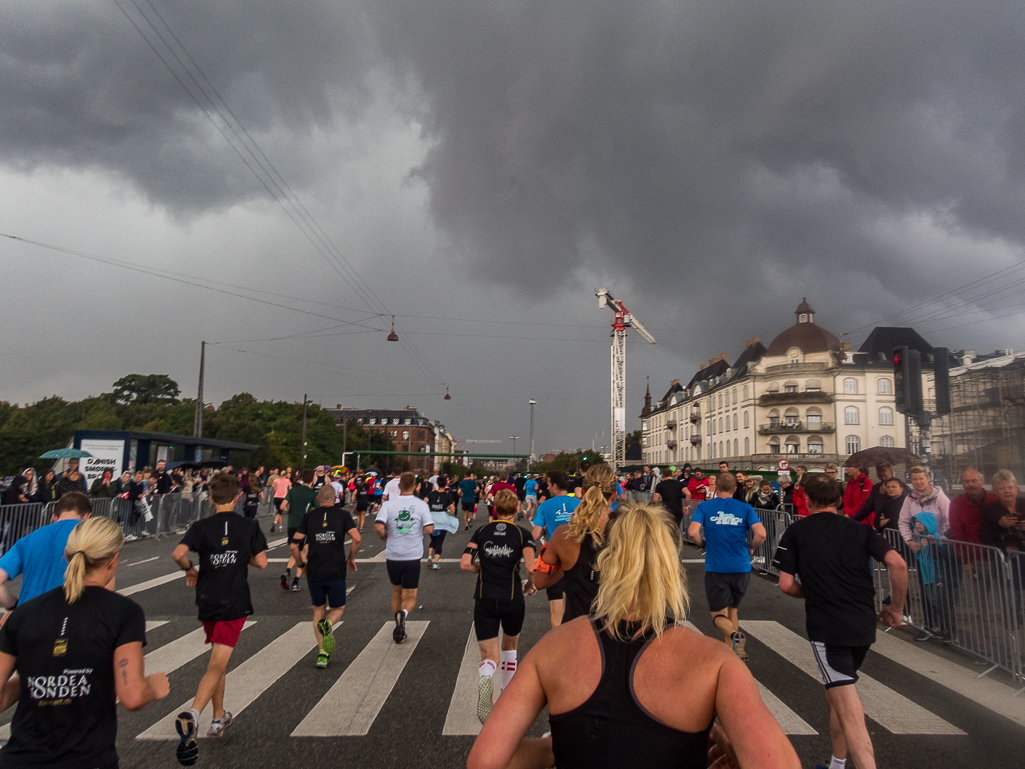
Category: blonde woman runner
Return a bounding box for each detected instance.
[0,517,170,768]
[468,501,799,769]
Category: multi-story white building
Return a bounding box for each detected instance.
[641,300,935,471]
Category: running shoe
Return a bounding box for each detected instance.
[316,651,330,669]
[731,631,748,662]
[464,525,469,531]
[175,711,199,766]
[915,630,932,642]
[280,572,289,590]
[290,578,300,592]
[393,610,407,644]
[207,711,233,738]
[270,522,277,533]
[318,619,336,655]
[477,674,494,724]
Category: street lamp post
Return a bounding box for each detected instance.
[510,436,519,464]
[528,400,536,471]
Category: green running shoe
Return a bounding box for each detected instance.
[318,619,336,656]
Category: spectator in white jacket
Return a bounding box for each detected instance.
[899,466,951,553]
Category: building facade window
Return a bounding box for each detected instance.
[846,435,861,454]
[807,413,822,426]
[845,406,860,425]
[879,407,894,426]
[743,411,749,428]
[743,385,749,400]
[880,435,895,448]
[808,439,823,454]
[734,439,738,456]
[844,378,858,394]
[732,389,737,404]
[878,378,892,394]
[744,437,750,454]
[733,414,738,430]
[719,417,724,432]
[369,418,376,425]
[403,430,410,439]
[785,439,799,455]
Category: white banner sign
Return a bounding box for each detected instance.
[79,439,125,487]
[613,408,626,434]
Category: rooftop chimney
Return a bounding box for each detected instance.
[336,404,342,410]
[721,352,728,361]
[962,350,976,366]
[700,364,706,370]
[709,358,717,366]
[671,379,679,386]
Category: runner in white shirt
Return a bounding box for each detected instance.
[382,468,402,502]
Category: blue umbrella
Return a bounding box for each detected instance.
[39,448,94,460]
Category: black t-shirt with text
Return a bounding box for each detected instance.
[772,513,893,647]
[243,489,261,512]
[297,506,358,583]
[655,478,685,519]
[180,512,268,622]
[426,489,453,515]
[469,520,535,601]
[0,586,146,769]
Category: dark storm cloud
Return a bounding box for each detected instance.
[3,0,1025,339]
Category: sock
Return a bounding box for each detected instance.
[500,650,517,693]
[189,708,201,722]
[284,568,290,580]
[829,757,846,769]
[401,609,408,618]
[478,659,497,678]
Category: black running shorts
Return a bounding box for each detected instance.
[287,527,302,546]
[386,558,421,589]
[704,571,751,612]
[546,576,565,601]
[811,642,870,688]
[474,598,526,641]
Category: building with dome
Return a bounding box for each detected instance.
[641,300,938,472]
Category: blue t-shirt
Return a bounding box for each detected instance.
[459,479,478,504]
[532,495,581,537]
[691,497,762,574]
[525,480,537,496]
[0,519,83,604]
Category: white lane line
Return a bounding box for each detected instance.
[871,630,1025,728]
[443,625,483,735]
[138,621,311,740]
[145,620,169,632]
[682,622,816,735]
[291,621,429,736]
[680,559,706,563]
[744,621,965,735]
[267,538,288,550]
[119,571,183,596]
[127,556,160,567]
[143,621,256,677]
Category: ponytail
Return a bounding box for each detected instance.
[64,517,124,603]
[566,465,616,547]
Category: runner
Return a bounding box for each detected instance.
[382,467,402,502]
[290,486,360,669]
[687,472,765,662]
[171,472,268,766]
[242,482,261,520]
[354,475,370,531]
[468,500,799,769]
[426,475,456,570]
[523,475,538,520]
[270,470,291,533]
[532,465,616,623]
[0,517,171,768]
[653,467,690,536]
[459,473,478,530]
[374,472,434,643]
[0,491,94,615]
[773,473,908,769]
[461,489,536,724]
[530,471,580,628]
[281,469,318,592]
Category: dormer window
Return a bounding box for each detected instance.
[798,314,808,323]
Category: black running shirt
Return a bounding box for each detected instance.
[426,489,452,515]
[469,520,535,601]
[297,506,358,583]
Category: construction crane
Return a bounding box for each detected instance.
[597,289,656,471]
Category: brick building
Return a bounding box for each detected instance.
[327,405,449,474]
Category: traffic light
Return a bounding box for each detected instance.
[893,346,923,416]
[933,347,951,417]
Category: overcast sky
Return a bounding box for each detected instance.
[3,1,1025,455]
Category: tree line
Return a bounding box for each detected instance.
[0,374,391,475]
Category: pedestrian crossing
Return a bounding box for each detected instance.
[1,615,1013,745]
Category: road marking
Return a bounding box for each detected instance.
[680,559,706,563]
[145,620,169,632]
[143,621,256,677]
[682,622,816,735]
[292,621,429,736]
[267,538,288,550]
[871,630,1025,727]
[119,571,183,596]
[138,621,311,740]
[744,621,965,735]
[127,556,160,567]
[443,625,483,735]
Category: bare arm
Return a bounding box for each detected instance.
[375,522,387,542]
[0,651,19,711]
[423,524,435,536]
[530,530,567,589]
[749,522,767,551]
[114,641,169,711]
[687,521,703,547]
[347,527,361,571]
[879,549,908,627]
[0,570,16,611]
[461,543,480,574]
[778,571,803,598]
[171,543,198,587]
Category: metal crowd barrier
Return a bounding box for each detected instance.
[750,507,797,577]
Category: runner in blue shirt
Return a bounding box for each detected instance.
[687,472,766,662]
[523,477,539,520]
[530,472,580,628]
[459,473,479,531]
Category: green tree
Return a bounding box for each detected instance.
[112,374,181,406]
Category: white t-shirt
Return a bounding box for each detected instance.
[331,480,344,504]
[376,495,433,560]
[383,477,402,501]
[428,474,439,490]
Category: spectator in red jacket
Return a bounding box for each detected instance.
[949,467,997,576]
[843,467,874,524]
[686,469,712,503]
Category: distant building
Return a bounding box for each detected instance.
[327,405,452,475]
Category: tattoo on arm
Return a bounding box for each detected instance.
[117,657,128,685]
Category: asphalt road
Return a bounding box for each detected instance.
[5,510,1023,769]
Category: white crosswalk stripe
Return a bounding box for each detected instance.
[292,620,429,736]
[744,621,965,735]
[443,625,484,736]
[138,621,311,740]
[143,621,256,678]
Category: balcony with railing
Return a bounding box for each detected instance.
[758,391,834,406]
[689,410,701,423]
[665,418,677,430]
[666,437,678,448]
[758,421,835,435]
[689,434,702,444]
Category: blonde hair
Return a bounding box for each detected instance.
[494,489,519,518]
[992,469,1017,487]
[566,465,616,546]
[593,501,688,640]
[64,517,124,603]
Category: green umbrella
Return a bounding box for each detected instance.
[39,448,94,460]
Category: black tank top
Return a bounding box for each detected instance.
[562,535,601,622]
[549,621,714,769]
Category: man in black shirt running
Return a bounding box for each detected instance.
[773,473,907,769]
[461,489,535,725]
[426,476,455,570]
[291,486,361,669]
